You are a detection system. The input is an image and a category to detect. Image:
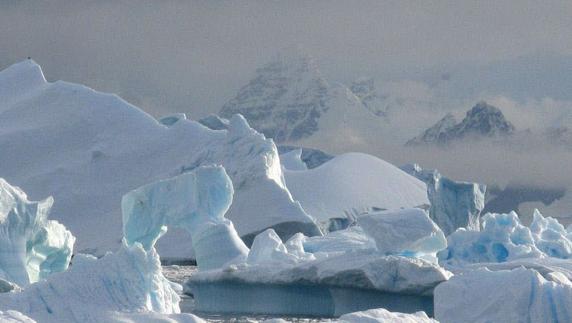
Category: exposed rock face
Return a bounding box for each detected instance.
[407,101,515,146]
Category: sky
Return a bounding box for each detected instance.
[1,0,572,192]
[1,0,572,117]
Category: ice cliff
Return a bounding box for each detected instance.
[402,164,486,236]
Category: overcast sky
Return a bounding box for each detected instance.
[2,0,572,192]
[1,0,572,118]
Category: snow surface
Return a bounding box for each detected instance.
[283,153,429,225]
[357,209,446,262]
[0,178,74,287]
[0,60,319,259]
[435,267,572,323]
[338,308,437,323]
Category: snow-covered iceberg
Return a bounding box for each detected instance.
[283,153,429,228]
[435,267,572,323]
[0,60,319,259]
[186,209,450,317]
[0,168,225,322]
[403,164,486,236]
[439,210,572,265]
[0,178,75,287]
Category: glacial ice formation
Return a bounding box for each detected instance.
[0,168,222,322]
[283,153,429,225]
[122,166,249,270]
[338,308,438,323]
[435,267,572,323]
[0,60,319,259]
[357,209,446,261]
[438,210,572,265]
[187,208,451,317]
[415,167,486,236]
[0,178,75,287]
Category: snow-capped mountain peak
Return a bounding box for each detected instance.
[407,101,515,146]
[220,49,330,142]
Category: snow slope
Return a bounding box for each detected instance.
[0,60,319,259]
[283,153,429,224]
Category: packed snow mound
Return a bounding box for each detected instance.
[438,210,572,265]
[122,166,248,270]
[0,178,74,287]
[0,60,319,258]
[283,153,429,225]
[435,267,572,323]
[358,209,446,262]
[338,308,437,323]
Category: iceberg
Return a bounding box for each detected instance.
[186,208,451,317]
[283,153,429,227]
[0,60,319,259]
[440,210,572,265]
[122,166,248,270]
[0,178,75,287]
[0,168,223,322]
[435,267,572,323]
[403,164,486,236]
[357,209,447,262]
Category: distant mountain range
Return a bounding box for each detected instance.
[407,101,515,146]
[219,49,382,143]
